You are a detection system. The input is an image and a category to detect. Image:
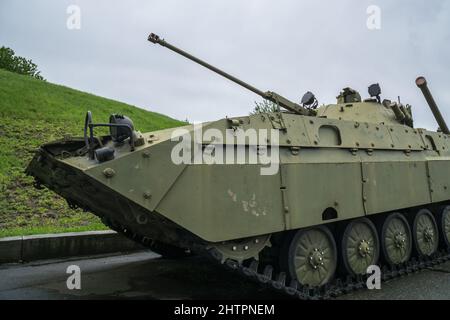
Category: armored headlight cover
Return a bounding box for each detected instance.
[109,114,134,142]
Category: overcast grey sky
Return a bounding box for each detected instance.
[1,0,449,128]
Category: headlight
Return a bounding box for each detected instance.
[109,114,134,142]
[94,147,115,162]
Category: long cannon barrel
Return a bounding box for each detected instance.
[416,76,450,134]
[148,33,310,116]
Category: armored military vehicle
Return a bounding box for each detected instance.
[27,33,450,299]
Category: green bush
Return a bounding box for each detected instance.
[0,46,44,80]
[250,99,280,115]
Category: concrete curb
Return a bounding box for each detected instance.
[0,230,145,264]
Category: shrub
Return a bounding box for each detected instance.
[0,46,44,80]
[250,99,280,115]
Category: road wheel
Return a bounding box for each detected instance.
[380,213,412,265]
[413,209,439,257]
[341,218,379,275]
[284,226,337,287]
[437,206,450,249]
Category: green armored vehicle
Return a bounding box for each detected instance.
[27,33,450,298]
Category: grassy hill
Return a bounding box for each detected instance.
[0,69,185,237]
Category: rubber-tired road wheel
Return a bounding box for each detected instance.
[341,218,380,275]
[413,209,439,257]
[437,206,450,249]
[286,226,337,287]
[381,213,412,265]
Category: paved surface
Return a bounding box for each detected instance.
[0,251,449,300]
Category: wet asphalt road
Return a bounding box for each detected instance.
[0,251,449,300]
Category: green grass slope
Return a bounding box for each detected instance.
[0,69,185,237]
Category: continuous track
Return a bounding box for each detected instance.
[105,216,450,300]
[209,247,450,300]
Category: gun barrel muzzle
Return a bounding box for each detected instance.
[415,76,427,88]
[148,33,162,44]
